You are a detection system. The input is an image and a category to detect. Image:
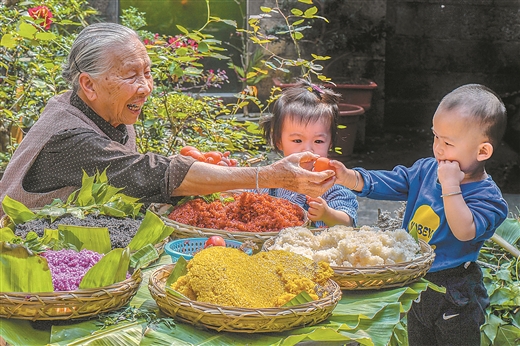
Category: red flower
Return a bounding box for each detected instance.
[28,5,53,30]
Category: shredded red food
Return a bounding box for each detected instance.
[168,192,305,232]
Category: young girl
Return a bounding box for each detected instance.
[259,79,358,227]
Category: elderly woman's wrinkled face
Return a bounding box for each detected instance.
[92,37,153,127]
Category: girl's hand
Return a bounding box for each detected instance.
[437,160,464,187]
[306,196,329,222]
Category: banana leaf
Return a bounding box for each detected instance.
[79,247,131,289]
[495,217,520,246]
[1,195,37,225]
[127,210,173,251]
[283,290,314,307]
[56,224,112,254]
[165,256,189,299]
[0,242,53,292]
[50,321,143,346]
[0,227,15,242]
[129,243,159,270]
[0,319,50,345]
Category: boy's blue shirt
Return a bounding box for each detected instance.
[354,157,508,272]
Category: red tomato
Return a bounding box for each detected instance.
[180,146,198,156]
[229,159,238,167]
[204,151,222,163]
[187,150,206,162]
[313,157,334,172]
[204,236,226,248]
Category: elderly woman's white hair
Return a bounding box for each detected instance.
[62,22,141,91]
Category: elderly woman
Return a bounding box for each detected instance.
[0,22,334,215]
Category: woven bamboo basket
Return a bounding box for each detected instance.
[0,270,142,321]
[263,238,435,290]
[1,212,167,265]
[150,200,309,252]
[148,264,341,333]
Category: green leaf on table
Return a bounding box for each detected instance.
[0,319,51,346]
[50,321,143,346]
[130,243,159,270]
[283,291,313,307]
[0,241,54,292]
[79,247,130,289]
[1,195,37,225]
[57,224,112,254]
[128,210,173,251]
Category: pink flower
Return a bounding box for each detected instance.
[28,5,53,30]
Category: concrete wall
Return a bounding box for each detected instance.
[385,0,520,134]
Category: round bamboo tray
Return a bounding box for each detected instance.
[263,238,435,290]
[0,270,142,321]
[150,200,309,252]
[148,264,341,333]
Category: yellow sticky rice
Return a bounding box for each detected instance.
[170,246,334,308]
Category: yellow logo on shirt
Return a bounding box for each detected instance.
[408,205,440,243]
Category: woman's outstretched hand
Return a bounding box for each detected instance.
[265,152,336,198]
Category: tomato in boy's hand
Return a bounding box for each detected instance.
[313,157,334,172]
[204,236,226,248]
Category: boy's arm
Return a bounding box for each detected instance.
[438,160,476,241]
[329,160,362,191]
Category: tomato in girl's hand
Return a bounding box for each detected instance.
[204,236,226,248]
[313,157,334,172]
[180,146,198,156]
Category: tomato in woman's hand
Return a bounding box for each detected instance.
[204,236,226,248]
[180,146,198,156]
[313,157,334,172]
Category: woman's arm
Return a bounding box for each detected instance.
[173,152,336,198]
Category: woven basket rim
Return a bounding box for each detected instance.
[150,193,309,235]
[0,269,141,296]
[263,237,434,271]
[0,270,142,320]
[262,236,435,290]
[149,263,341,315]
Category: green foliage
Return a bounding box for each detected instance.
[0,0,98,169]
[479,214,520,345]
[121,7,265,160]
[240,0,331,83]
[134,91,263,159]
[35,169,143,221]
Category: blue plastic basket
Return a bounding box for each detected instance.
[165,238,252,262]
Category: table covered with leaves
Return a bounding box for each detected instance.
[0,252,434,346]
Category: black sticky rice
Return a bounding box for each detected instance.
[14,215,143,249]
